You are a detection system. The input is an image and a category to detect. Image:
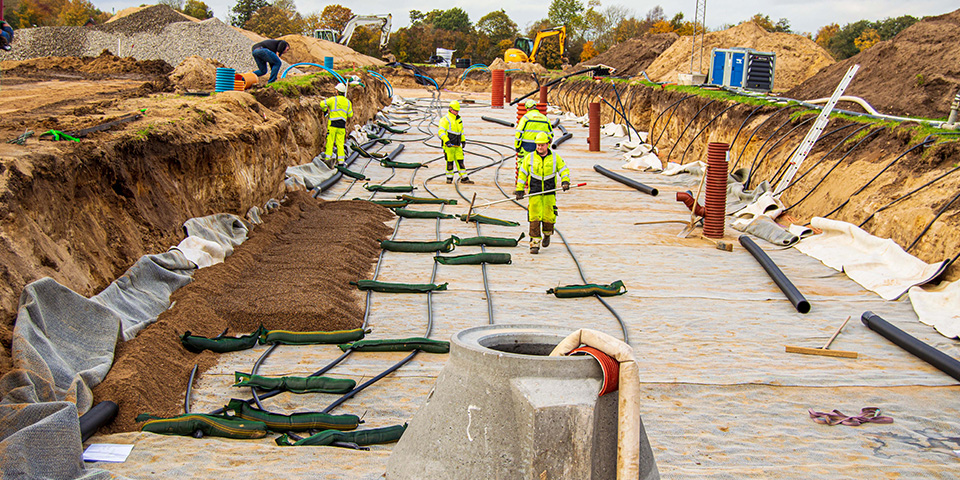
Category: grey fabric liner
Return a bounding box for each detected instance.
[0,213,247,479]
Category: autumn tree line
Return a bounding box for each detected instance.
[1,0,921,68]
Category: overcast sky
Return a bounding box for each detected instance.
[101,0,956,37]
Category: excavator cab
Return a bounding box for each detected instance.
[504,26,566,63]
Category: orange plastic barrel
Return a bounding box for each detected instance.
[241,72,258,89]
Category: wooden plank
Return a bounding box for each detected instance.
[785,345,858,359]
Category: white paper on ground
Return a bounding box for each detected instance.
[909,280,960,339]
[83,444,134,463]
[795,217,948,300]
[621,152,662,171]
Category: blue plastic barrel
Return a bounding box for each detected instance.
[324,56,333,69]
[215,67,236,93]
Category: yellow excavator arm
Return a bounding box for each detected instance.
[503,26,566,63]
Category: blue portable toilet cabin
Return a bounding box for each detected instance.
[709,47,776,92]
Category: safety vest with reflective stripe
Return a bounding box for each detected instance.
[438,112,464,146]
[517,150,570,194]
[515,110,553,147]
[322,95,353,122]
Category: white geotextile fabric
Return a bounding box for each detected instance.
[622,151,662,172]
[661,161,704,176]
[176,213,248,268]
[285,156,337,190]
[601,123,627,137]
[795,217,948,300]
[909,280,960,338]
[0,213,247,479]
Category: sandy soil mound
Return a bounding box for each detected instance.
[785,9,960,119]
[279,35,385,69]
[3,50,171,77]
[107,4,199,24]
[93,192,394,432]
[169,55,225,91]
[643,22,834,91]
[575,33,678,77]
[489,58,547,74]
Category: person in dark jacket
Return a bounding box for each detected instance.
[0,20,14,51]
[251,39,289,84]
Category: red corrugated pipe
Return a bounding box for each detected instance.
[569,346,620,395]
[537,85,548,115]
[504,76,512,104]
[588,102,600,152]
[703,142,728,238]
[491,70,504,109]
[517,103,527,123]
[676,191,706,217]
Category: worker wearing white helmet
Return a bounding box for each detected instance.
[515,132,570,254]
[320,82,353,167]
[438,100,473,184]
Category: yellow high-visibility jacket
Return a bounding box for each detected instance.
[438,112,465,147]
[321,95,353,126]
[517,149,570,194]
[515,110,552,150]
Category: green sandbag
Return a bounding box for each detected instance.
[458,233,525,247]
[276,424,407,447]
[392,208,454,219]
[380,236,460,253]
[435,253,512,265]
[377,122,408,134]
[180,326,265,354]
[137,413,267,439]
[339,337,450,353]
[380,159,423,169]
[350,280,448,293]
[226,399,360,432]
[233,372,356,393]
[350,143,386,158]
[336,165,369,180]
[547,280,628,298]
[456,213,520,226]
[399,195,458,205]
[365,183,414,192]
[261,327,365,345]
[360,199,409,208]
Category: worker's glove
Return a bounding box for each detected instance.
[461,140,466,148]
[515,190,525,200]
[562,181,570,191]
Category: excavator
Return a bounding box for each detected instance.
[503,26,566,63]
[314,14,392,50]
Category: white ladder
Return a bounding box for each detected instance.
[774,64,859,196]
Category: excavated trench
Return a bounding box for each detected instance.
[550,79,960,280]
[0,74,391,375]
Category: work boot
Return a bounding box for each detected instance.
[460,177,474,184]
[530,238,541,254]
[446,177,453,184]
[542,235,551,247]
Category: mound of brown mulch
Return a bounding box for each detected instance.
[785,8,960,119]
[92,192,394,433]
[573,33,679,77]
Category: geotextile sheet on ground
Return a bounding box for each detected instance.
[89,89,959,478]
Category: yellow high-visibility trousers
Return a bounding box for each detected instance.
[325,126,346,161]
[528,193,557,224]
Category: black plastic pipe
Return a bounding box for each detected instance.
[593,165,658,196]
[79,401,118,443]
[184,363,198,413]
[557,123,568,135]
[482,116,514,127]
[739,236,810,313]
[386,143,405,160]
[862,311,960,382]
[552,132,573,148]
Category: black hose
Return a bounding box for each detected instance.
[906,189,960,252]
[386,144,405,160]
[552,132,573,148]
[748,116,815,188]
[184,363,198,413]
[666,99,716,162]
[610,82,635,141]
[779,123,873,198]
[594,165,658,196]
[679,103,739,165]
[732,106,791,170]
[861,311,960,382]
[79,401,119,443]
[650,94,695,149]
[822,137,933,219]
[482,116,514,127]
[768,123,857,188]
[510,67,605,106]
[860,165,960,227]
[739,236,810,314]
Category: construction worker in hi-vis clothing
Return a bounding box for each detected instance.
[320,82,353,167]
[515,132,570,254]
[438,100,473,184]
[515,98,553,156]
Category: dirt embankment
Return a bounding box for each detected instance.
[0,63,390,376]
[786,8,960,120]
[551,80,960,277]
[573,32,679,77]
[94,192,394,433]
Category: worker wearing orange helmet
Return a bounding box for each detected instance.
[320,82,353,167]
[515,132,570,254]
[438,100,473,184]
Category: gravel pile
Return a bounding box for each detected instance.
[0,5,295,74]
